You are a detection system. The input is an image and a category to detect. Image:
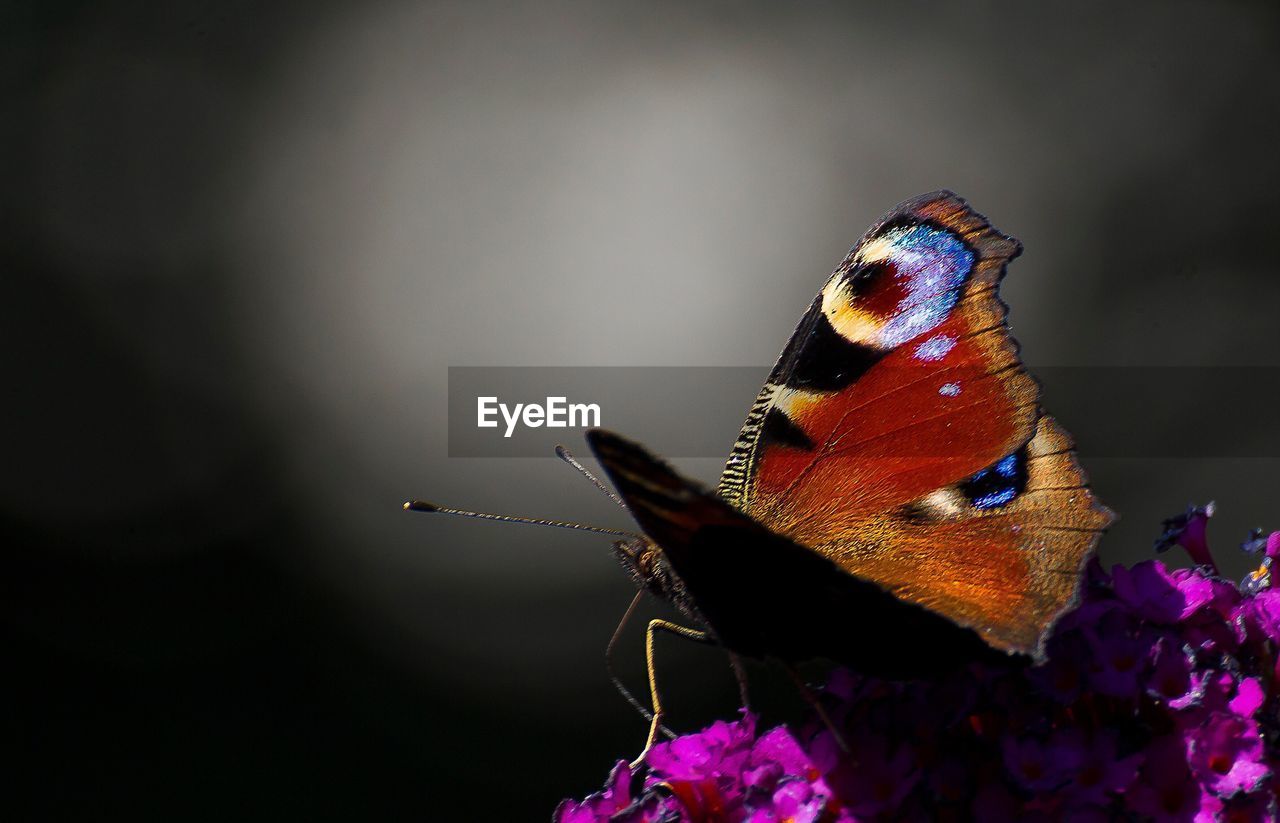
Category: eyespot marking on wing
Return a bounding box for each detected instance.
[821,223,976,351]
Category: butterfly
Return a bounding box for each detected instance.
[585,191,1112,678]
[408,191,1113,759]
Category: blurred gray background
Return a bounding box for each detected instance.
[4,1,1278,819]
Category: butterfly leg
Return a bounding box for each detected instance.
[606,591,675,738]
[631,619,710,769]
[786,666,848,753]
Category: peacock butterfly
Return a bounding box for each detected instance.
[407,191,1113,755]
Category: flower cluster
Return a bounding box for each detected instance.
[556,506,1280,822]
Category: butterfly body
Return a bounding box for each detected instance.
[590,191,1112,670]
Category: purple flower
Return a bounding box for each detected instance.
[638,715,757,821]
[743,779,827,823]
[1147,634,1196,703]
[554,761,642,823]
[558,505,1279,821]
[1156,502,1219,572]
[1031,629,1091,703]
[1179,569,1241,619]
[1082,608,1146,698]
[817,729,918,817]
[645,715,756,783]
[1129,736,1223,822]
[1186,712,1272,797]
[1112,560,1187,623]
[1069,731,1142,805]
[1239,589,1280,644]
[1002,730,1084,792]
[741,726,821,793]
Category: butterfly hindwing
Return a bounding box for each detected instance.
[717,191,1111,657]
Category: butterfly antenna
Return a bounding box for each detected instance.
[403,499,641,539]
[555,444,629,511]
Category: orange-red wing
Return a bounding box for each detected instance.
[717,191,1112,657]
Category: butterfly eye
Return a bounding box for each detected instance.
[630,541,664,577]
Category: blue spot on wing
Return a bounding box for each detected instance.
[960,449,1027,511]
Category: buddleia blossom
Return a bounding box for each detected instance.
[556,506,1280,822]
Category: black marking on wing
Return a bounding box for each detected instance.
[781,300,884,391]
[760,407,815,451]
[896,499,940,525]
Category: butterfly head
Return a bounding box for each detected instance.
[612,534,704,622]
[612,536,673,597]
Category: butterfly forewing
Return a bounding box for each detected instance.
[717,191,1112,657]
